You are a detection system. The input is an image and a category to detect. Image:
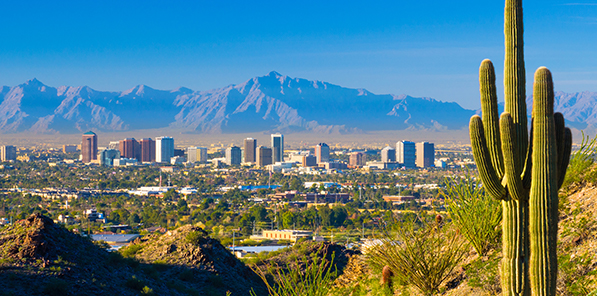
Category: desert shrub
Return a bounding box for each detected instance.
[563,131,597,188]
[442,170,501,256]
[185,231,204,245]
[179,269,195,282]
[367,215,467,296]
[465,251,501,295]
[125,275,145,291]
[42,278,69,296]
[153,259,169,271]
[121,244,143,258]
[250,248,337,296]
[141,286,155,295]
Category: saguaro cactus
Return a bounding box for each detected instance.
[469,0,572,295]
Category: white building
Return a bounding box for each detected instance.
[156,136,174,163]
[396,141,416,169]
[187,147,208,163]
[271,133,284,162]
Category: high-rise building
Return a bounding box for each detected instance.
[315,143,330,163]
[381,146,396,162]
[271,133,284,162]
[396,141,416,169]
[81,131,98,163]
[119,138,140,161]
[257,146,273,167]
[0,145,16,161]
[187,147,208,163]
[156,136,174,163]
[416,142,435,168]
[139,138,156,162]
[349,152,365,167]
[244,138,257,163]
[99,149,120,166]
[225,146,242,165]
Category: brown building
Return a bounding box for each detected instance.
[304,193,350,204]
[256,146,272,167]
[349,152,365,167]
[244,138,257,163]
[139,138,156,162]
[119,138,140,161]
[302,155,317,167]
[81,131,98,163]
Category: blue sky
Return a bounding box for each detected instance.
[0,0,596,109]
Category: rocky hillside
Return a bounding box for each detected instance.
[124,225,267,296]
[0,214,266,296]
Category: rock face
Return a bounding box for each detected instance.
[0,214,266,296]
[0,73,479,134]
[127,225,267,295]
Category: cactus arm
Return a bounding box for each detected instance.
[529,67,558,295]
[522,118,534,189]
[470,115,507,199]
[480,59,505,178]
[557,128,572,189]
[500,113,525,201]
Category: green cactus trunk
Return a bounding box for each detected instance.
[529,67,558,295]
[469,0,572,295]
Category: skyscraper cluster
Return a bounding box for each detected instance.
[396,140,434,168]
[81,132,176,165]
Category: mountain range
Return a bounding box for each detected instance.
[0,71,594,134]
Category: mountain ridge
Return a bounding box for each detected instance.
[0,72,594,135]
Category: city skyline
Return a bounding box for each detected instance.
[0,1,595,109]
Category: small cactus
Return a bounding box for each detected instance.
[381,265,394,290]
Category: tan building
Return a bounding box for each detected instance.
[261,230,312,242]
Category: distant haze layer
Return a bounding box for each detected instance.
[0,72,595,146]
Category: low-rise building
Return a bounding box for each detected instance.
[261,230,313,242]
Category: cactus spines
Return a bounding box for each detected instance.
[529,67,559,295]
[469,1,572,295]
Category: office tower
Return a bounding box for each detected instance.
[381,146,396,162]
[156,136,174,163]
[257,146,273,167]
[187,147,208,163]
[416,142,435,168]
[81,131,98,163]
[0,145,16,161]
[225,146,242,165]
[271,133,284,162]
[119,138,140,161]
[62,145,77,153]
[349,152,365,167]
[99,149,120,166]
[302,155,317,167]
[244,138,257,163]
[315,143,330,163]
[139,138,156,162]
[397,140,416,169]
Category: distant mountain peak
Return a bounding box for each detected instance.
[267,71,283,77]
[23,78,45,87]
